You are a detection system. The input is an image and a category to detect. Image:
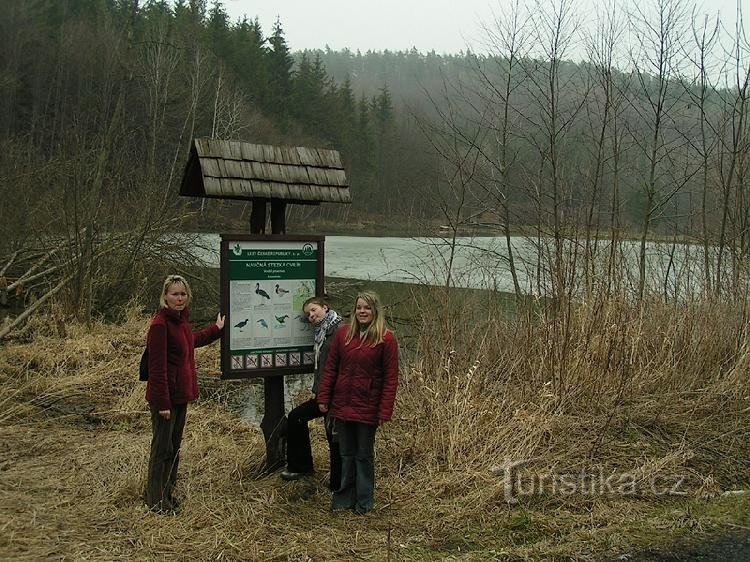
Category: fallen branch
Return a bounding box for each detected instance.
[0,273,74,339]
[0,250,20,277]
[7,264,64,292]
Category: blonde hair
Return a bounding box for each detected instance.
[345,291,388,346]
[159,274,192,308]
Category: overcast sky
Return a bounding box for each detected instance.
[221,0,746,57]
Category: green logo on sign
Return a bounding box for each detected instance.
[302,243,313,256]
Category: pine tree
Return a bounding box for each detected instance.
[266,17,293,122]
[371,84,394,138]
[371,85,396,209]
[228,17,268,106]
[206,2,230,57]
[291,52,315,123]
[350,93,375,208]
[333,75,357,152]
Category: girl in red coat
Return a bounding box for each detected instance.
[317,291,399,514]
[144,275,224,513]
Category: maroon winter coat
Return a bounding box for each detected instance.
[317,325,399,425]
[145,307,222,411]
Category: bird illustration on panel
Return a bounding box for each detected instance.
[255,283,271,299]
[275,284,289,295]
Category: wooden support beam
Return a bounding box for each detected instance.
[260,378,286,472]
[250,196,287,472]
[250,199,267,234]
[270,199,287,235]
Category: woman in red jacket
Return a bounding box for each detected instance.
[144,274,224,513]
[317,291,399,514]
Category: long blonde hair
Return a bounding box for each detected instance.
[345,291,388,346]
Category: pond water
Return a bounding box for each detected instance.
[198,233,720,423]
[193,233,716,296]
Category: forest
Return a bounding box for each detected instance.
[0,0,749,315]
[1,3,749,559]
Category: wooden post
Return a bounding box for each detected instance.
[250,199,267,234]
[260,376,286,472]
[178,139,350,473]
[252,197,286,472]
[270,198,287,235]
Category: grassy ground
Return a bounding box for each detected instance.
[0,279,748,561]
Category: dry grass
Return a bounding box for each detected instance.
[0,294,749,561]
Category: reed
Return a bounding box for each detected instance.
[0,291,748,560]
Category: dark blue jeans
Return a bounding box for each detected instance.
[332,420,377,514]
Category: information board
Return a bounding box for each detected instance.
[220,235,324,379]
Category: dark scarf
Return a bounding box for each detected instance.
[314,309,342,369]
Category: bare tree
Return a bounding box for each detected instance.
[138,20,181,176]
[518,0,586,301]
[583,1,628,297]
[716,5,750,296]
[680,10,722,294]
[473,0,531,298]
[627,0,695,301]
[415,74,485,288]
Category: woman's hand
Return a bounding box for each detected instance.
[216,313,226,330]
[158,409,171,420]
[318,403,328,413]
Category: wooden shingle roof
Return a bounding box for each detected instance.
[180,138,351,204]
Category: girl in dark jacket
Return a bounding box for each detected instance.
[144,274,224,513]
[281,297,343,487]
[317,291,399,514]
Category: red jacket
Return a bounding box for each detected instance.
[145,308,222,411]
[317,325,399,425]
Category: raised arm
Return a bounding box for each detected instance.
[193,313,224,348]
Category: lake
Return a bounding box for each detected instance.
[202,233,714,421]
[193,234,713,297]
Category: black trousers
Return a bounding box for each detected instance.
[145,403,187,509]
[286,398,341,490]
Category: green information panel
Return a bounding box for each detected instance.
[220,235,325,379]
